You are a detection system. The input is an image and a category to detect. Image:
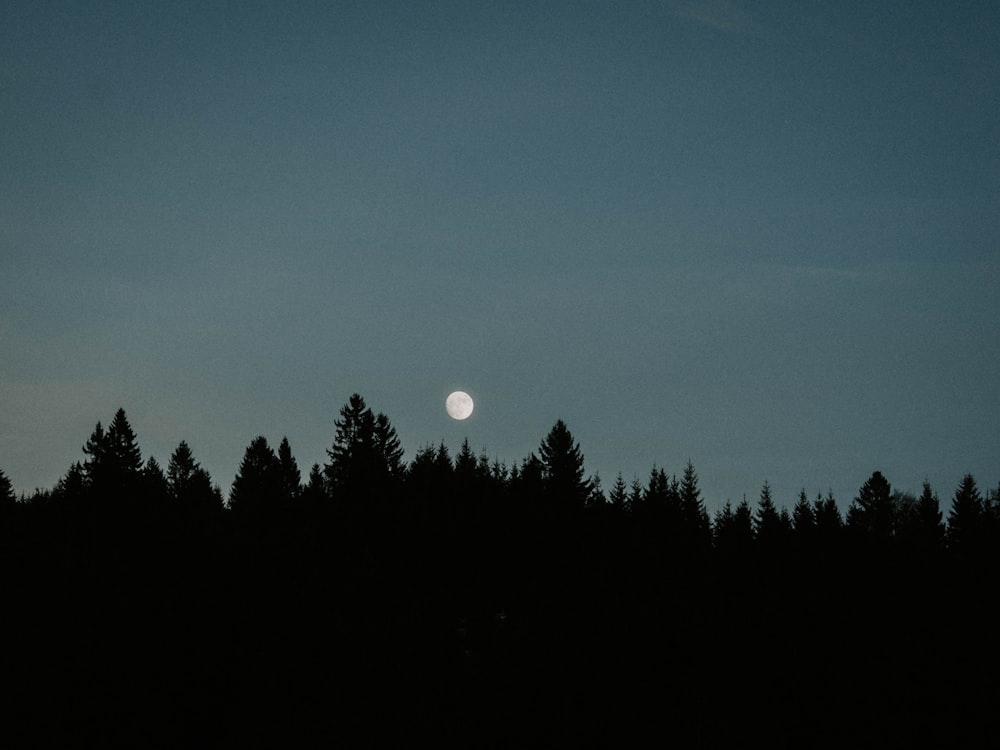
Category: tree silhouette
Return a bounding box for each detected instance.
[754,481,783,546]
[168,441,222,514]
[537,420,591,514]
[947,474,983,553]
[229,436,283,515]
[277,437,302,503]
[373,414,405,483]
[607,473,628,513]
[679,461,710,550]
[814,490,842,540]
[846,470,894,543]
[324,394,376,494]
[323,394,403,501]
[896,480,945,556]
[792,490,816,537]
[0,467,14,506]
[141,456,170,507]
[81,408,143,507]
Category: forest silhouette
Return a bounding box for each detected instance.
[3,397,998,747]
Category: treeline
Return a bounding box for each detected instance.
[4,395,998,562]
[2,395,998,747]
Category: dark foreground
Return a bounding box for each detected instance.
[4,508,997,748]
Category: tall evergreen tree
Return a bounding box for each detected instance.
[947,474,984,552]
[628,476,644,513]
[537,420,591,513]
[373,413,405,482]
[754,481,782,545]
[300,463,328,507]
[0,468,15,506]
[141,456,170,507]
[277,437,302,502]
[323,395,403,500]
[168,441,221,513]
[586,473,606,508]
[608,473,629,513]
[229,436,283,515]
[846,470,895,543]
[679,461,710,548]
[324,394,376,493]
[905,480,945,554]
[107,408,143,479]
[792,489,816,537]
[814,490,842,538]
[53,461,88,505]
[82,408,143,504]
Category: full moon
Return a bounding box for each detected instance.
[445,391,474,420]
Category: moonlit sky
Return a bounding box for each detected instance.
[3,1,998,510]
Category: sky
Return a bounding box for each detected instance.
[2,0,998,512]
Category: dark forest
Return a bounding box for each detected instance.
[3,397,998,747]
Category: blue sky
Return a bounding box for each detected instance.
[2,1,998,509]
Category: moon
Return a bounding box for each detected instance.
[445,391,474,420]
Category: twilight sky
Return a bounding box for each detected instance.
[3,1,998,510]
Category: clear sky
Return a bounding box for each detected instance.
[3,1,998,511]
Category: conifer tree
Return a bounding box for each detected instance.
[373,413,405,482]
[82,409,143,504]
[754,481,782,544]
[300,463,328,507]
[792,489,816,536]
[628,476,644,513]
[907,480,945,554]
[586,473,606,508]
[277,437,302,502]
[679,461,710,548]
[168,441,220,513]
[947,474,983,552]
[537,420,591,513]
[846,470,894,542]
[0,468,14,506]
[324,394,376,493]
[608,473,629,512]
[142,456,170,506]
[229,436,283,514]
[53,461,88,504]
[814,490,842,538]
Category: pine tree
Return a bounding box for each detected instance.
[733,497,754,543]
[608,473,629,513]
[168,441,220,513]
[846,470,894,543]
[300,463,328,507]
[792,489,816,536]
[323,395,403,500]
[277,437,302,502]
[679,461,710,548]
[947,474,983,553]
[0,468,15,506]
[82,421,109,489]
[229,436,282,514]
[586,472,606,508]
[324,394,376,493]
[53,462,88,504]
[814,490,842,537]
[107,408,143,479]
[82,409,143,505]
[907,480,944,554]
[628,476,644,513]
[754,481,782,544]
[373,414,404,482]
[142,456,170,506]
[537,420,591,513]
